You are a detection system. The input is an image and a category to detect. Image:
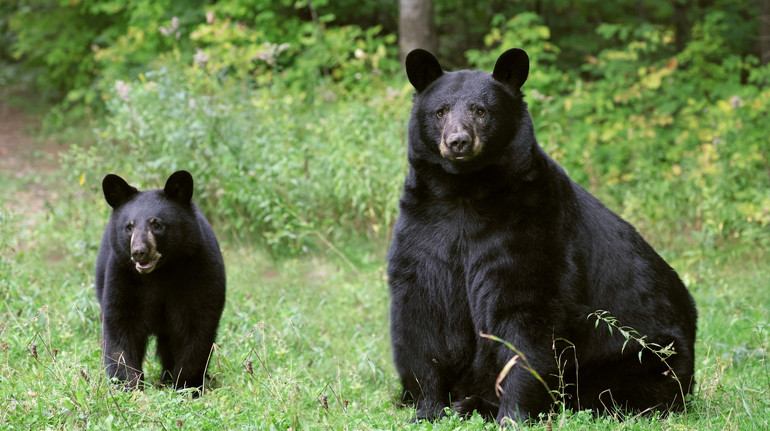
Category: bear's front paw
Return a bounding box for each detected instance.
[412,400,449,422]
[453,395,499,420]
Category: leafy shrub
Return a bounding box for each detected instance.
[7,0,399,113]
[465,12,564,95]
[63,61,407,256]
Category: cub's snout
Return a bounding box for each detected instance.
[128,221,162,274]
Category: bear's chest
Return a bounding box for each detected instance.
[398,192,567,302]
[416,195,522,259]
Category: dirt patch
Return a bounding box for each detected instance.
[0,102,67,217]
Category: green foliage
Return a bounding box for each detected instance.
[466,13,564,94]
[91,0,208,89]
[676,11,749,101]
[5,0,399,115]
[186,1,399,104]
[9,0,105,102]
[61,60,406,256]
[0,1,18,86]
[588,311,677,367]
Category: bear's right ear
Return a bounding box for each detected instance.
[102,174,138,209]
[164,170,194,205]
[406,49,443,93]
[492,48,529,90]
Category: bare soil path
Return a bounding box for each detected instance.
[0,100,67,217]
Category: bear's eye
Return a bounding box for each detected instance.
[125,223,134,233]
[436,108,446,119]
[475,108,486,117]
[150,219,162,231]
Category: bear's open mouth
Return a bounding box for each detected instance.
[133,255,161,274]
[135,260,156,273]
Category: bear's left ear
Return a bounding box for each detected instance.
[164,170,194,204]
[406,49,444,93]
[492,48,529,90]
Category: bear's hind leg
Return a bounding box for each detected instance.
[568,348,693,416]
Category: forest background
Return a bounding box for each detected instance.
[0,0,768,429]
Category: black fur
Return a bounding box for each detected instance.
[95,170,226,393]
[387,49,697,424]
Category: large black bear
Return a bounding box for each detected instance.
[95,170,226,393]
[387,48,697,424]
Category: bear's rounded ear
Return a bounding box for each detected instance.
[102,174,138,209]
[406,49,444,93]
[492,48,529,90]
[164,170,194,204]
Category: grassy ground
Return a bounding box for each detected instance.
[0,104,767,430]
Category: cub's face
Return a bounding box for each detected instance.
[112,195,178,274]
[102,171,196,275]
[405,49,530,175]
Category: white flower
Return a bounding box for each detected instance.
[194,49,209,67]
[115,80,131,103]
[159,16,180,37]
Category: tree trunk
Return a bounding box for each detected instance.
[399,0,438,64]
[674,0,689,52]
[761,0,770,65]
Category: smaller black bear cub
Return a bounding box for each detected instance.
[95,170,226,393]
[388,48,697,424]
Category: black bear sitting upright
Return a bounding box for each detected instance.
[387,48,697,424]
[95,170,226,393]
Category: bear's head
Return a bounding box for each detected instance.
[102,171,198,274]
[405,48,532,175]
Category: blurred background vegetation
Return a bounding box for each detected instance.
[1,0,768,258]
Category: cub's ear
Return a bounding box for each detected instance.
[492,48,529,90]
[164,170,194,204]
[102,174,138,209]
[406,49,444,93]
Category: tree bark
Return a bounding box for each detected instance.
[399,0,438,64]
[674,0,690,53]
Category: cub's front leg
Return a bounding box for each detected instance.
[100,274,150,390]
[101,312,149,390]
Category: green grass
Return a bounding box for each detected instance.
[1,117,768,430]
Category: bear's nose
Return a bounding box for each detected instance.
[131,244,149,262]
[447,132,472,156]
